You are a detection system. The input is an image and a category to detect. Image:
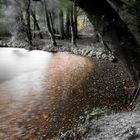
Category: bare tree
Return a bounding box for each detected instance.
[43,0,57,46]
[58,9,65,39]
[25,0,32,46]
[31,9,43,39]
[66,8,71,38]
[70,2,76,45]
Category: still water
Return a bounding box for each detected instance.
[0,48,131,139]
[0,48,95,139]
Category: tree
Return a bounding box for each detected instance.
[73,0,78,38]
[70,2,76,45]
[65,8,71,38]
[25,0,32,46]
[58,9,65,39]
[31,9,43,39]
[75,0,140,103]
[42,0,57,46]
[9,0,30,47]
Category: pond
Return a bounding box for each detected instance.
[0,47,131,139]
[0,47,95,139]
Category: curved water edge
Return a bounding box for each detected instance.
[0,39,116,62]
[0,47,132,139]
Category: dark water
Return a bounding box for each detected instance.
[0,48,95,139]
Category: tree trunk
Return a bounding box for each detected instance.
[70,3,76,45]
[49,12,56,35]
[25,0,32,46]
[59,9,65,39]
[31,9,43,39]
[73,1,78,38]
[66,8,71,38]
[76,0,140,87]
[43,0,57,46]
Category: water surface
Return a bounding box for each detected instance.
[0,48,94,139]
[0,48,132,139]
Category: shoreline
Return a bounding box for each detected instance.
[0,39,116,62]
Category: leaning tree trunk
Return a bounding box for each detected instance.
[108,0,140,46]
[49,12,56,35]
[31,9,43,39]
[75,0,140,88]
